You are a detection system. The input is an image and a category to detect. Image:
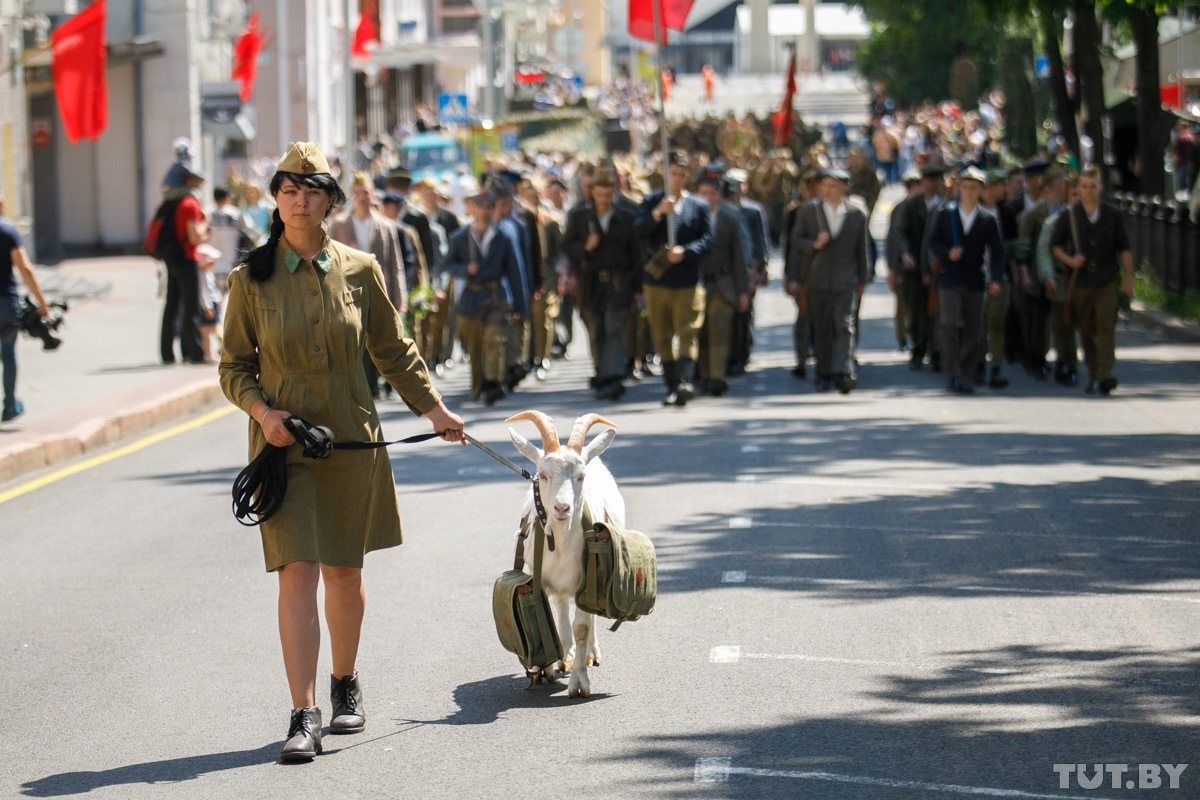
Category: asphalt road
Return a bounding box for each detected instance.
[3,267,1199,799]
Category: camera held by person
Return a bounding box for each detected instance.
[19,295,67,351]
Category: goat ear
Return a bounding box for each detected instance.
[580,427,616,464]
[508,428,542,465]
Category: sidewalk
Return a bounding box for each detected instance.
[0,256,224,485]
[2,251,1199,489]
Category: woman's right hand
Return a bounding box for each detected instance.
[261,408,296,447]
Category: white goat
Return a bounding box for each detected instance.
[507,410,624,698]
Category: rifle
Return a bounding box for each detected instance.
[1063,204,1082,325]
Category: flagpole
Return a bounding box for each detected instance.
[344,0,357,198]
[653,0,675,247]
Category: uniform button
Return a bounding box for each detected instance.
[314,346,320,353]
[311,289,319,296]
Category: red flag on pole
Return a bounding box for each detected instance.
[352,8,378,58]
[231,13,263,101]
[51,0,107,143]
[628,0,696,44]
[773,47,797,146]
[1159,84,1181,110]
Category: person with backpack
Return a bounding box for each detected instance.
[155,165,211,364]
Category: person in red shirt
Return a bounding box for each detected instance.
[160,167,212,364]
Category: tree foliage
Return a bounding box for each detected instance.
[856,0,1005,107]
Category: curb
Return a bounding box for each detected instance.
[1125,301,1200,345]
[0,378,226,486]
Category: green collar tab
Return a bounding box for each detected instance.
[284,239,333,274]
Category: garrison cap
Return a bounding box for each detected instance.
[1022,158,1050,176]
[959,166,988,184]
[277,142,331,176]
[1042,164,1068,185]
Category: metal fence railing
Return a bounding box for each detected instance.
[1112,193,1200,295]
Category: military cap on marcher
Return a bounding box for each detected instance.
[277,142,332,176]
[819,167,851,183]
[1022,158,1050,176]
[959,166,988,184]
[901,169,922,186]
[984,168,1008,186]
[1042,165,1068,185]
[919,162,949,178]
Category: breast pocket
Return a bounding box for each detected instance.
[339,285,366,334]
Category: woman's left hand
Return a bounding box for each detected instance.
[426,402,466,444]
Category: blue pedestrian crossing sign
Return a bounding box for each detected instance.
[438,93,470,125]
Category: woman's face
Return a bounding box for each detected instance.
[276,177,332,230]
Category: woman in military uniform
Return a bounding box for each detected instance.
[219,143,464,762]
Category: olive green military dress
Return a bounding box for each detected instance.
[220,237,441,571]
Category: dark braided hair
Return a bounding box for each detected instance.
[241,171,347,282]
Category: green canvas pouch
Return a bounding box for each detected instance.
[577,521,657,631]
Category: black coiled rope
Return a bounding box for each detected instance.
[231,416,439,527]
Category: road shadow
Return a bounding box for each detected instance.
[20,743,278,797]
[610,644,1198,798]
[392,673,612,730]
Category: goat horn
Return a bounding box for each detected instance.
[506,410,560,453]
[566,413,617,453]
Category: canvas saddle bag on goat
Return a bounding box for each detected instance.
[576,509,658,631]
[493,518,562,676]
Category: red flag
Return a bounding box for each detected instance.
[1159,84,1181,110]
[51,0,107,143]
[231,14,263,101]
[352,9,377,58]
[628,0,696,44]
[773,47,797,146]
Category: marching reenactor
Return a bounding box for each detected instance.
[1049,166,1134,396]
[782,168,822,378]
[786,168,869,394]
[1036,176,1080,386]
[1015,165,1068,381]
[980,168,1019,388]
[445,189,527,405]
[884,170,922,351]
[925,166,1007,394]
[723,168,770,377]
[696,166,750,397]
[561,168,643,400]
[633,150,715,407]
[898,162,949,370]
[484,175,536,392]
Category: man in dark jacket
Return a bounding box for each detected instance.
[786,168,869,393]
[1049,166,1133,396]
[925,167,1007,394]
[696,167,749,397]
[633,151,714,406]
[898,162,948,369]
[562,168,643,400]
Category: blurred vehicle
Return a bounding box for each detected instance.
[400,133,471,184]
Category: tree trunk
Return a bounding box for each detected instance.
[1130,7,1165,197]
[1001,37,1038,159]
[1072,0,1106,166]
[1039,8,1080,158]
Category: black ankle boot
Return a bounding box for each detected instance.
[330,674,365,734]
[280,707,323,762]
[675,357,696,405]
[661,360,679,405]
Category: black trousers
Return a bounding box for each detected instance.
[161,257,204,363]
